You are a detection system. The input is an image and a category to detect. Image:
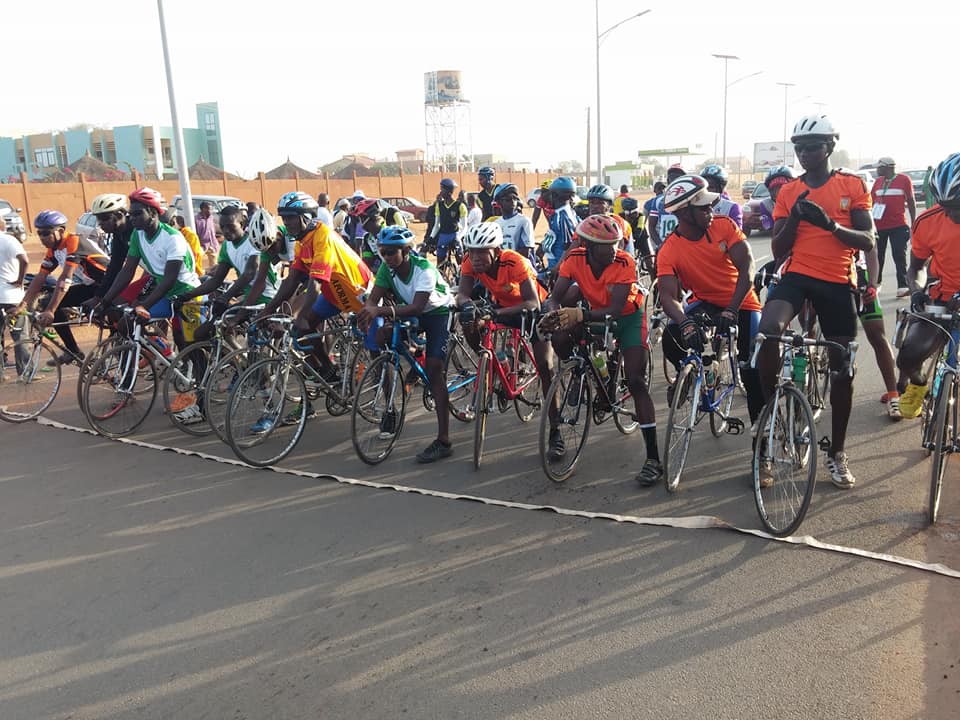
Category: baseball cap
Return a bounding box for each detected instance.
[351,189,366,200]
[877,156,895,167]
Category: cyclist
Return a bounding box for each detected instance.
[82,194,135,310]
[493,183,536,263]
[351,199,390,271]
[582,184,634,255]
[477,166,497,220]
[173,204,281,341]
[757,165,797,234]
[98,188,201,350]
[700,164,743,228]
[648,164,686,250]
[759,114,874,489]
[542,176,579,273]
[655,175,765,434]
[454,222,560,453]
[538,214,661,485]
[357,226,455,463]
[895,152,960,418]
[532,179,552,231]
[428,178,467,265]
[612,185,631,216]
[16,209,109,364]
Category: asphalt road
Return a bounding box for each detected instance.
[1,231,959,719]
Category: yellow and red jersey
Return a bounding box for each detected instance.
[291,223,372,312]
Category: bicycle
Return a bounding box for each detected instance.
[893,305,959,524]
[467,305,542,469]
[748,331,858,536]
[662,317,745,492]
[538,315,640,482]
[225,315,369,467]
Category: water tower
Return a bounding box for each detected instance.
[423,70,473,172]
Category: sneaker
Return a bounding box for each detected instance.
[547,428,566,461]
[416,438,453,463]
[169,391,197,413]
[378,409,398,440]
[825,451,856,489]
[46,350,83,367]
[899,382,927,419]
[887,395,902,421]
[758,459,775,488]
[173,402,205,426]
[635,458,664,487]
[250,415,275,434]
[896,287,910,298]
[283,401,316,425]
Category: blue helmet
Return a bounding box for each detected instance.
[701,165,729,187]
[620,197,639,213]
[549,176,576,194]
[478,166,495,178]
[764,165,797,187]
[931,152,960,206]
[493,182,519,200]
[440,178,457,191]
[377,225,415,247]
[276,191,319,218]
[34,209,68,229]
[586,184,615,202]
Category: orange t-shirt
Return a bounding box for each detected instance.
[461,249,547,308]
[773,171,871,284]
[557,247,641,316]
[657,216,761,312]
[911,206,960,301]
[571,213,633,249]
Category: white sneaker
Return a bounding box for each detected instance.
[887,396,902,421]
[825,451,855,489]
[896,287,910,298]
[173,403,205,425]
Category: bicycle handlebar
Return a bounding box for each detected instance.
[750,331,859,378]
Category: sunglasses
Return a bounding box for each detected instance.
[379,246,402,257]
[794,142,827,154]
[37,229,57,237]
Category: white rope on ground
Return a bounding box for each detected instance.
[36,417,960,580]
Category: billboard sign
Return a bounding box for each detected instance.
[424,70,464,105]
[754,141,793,169]
[637,147,689,157]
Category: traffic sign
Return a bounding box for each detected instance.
[637,147,689,157]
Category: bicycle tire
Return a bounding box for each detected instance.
[538,359,592,482]
[613,353,639,435]
[0,339,62,423]
[928,372,955,524]
[709,336,737,437]
[83,342,157,438]
[351,353,407,465]
[323,330,361,417]
[76,334,122,410]
[225,357,308,467]
[445,336,479,422]
[513,339,542,423]
[663,363,699,493]
[162,341,214,437]
[205,346,260,445]
[473,352,490,469]
[753,384,817,537]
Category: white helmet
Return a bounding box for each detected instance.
[463,221,503,250]
[790,114,839,142]
[663,175,719,213]
[90,193,128,215]
[247,208,278,252]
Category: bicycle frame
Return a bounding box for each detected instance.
[678,326,740,418]
[476,314,540,402]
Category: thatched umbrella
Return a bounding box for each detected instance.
[264,157,321,180]
[67,152,127,180]
[188,155,242,180]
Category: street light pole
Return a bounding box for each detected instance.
[711,54,738,167]
[776,82,795,165]
[596,4,651,186]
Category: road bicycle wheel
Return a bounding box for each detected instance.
[709,337,738,437]
[753,384,817,537]
[162,341,214,437]
[612,353,638,435]
[662,345,679,387]
[352,353,407,465]
[663,363,700,492]
[225,358,308,467]
[322,330,360,417]
[928,373,956,524]
[83,343,157,438]
[205,346,260,444]
[538,359,592,482]
[513,340,542,423]
[0,339,61,422]
[445,336,478,422]
[473,352,491,469]
[76,334,122,411]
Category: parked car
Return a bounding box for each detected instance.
[75,211,110,253]
[0,199,26,241]
[741,182,771,237]
[526,188,542,208]
[381,196,429,222]
[171,194,243,217]
[905,169,927,206]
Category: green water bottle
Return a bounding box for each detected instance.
[792,354,808,385]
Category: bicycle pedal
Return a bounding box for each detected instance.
[817,436,832,452]
[725,417,745,435]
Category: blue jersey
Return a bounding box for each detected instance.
[650,195,678,249]
[545,204,578,270]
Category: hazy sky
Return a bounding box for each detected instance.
[6,0,955,177]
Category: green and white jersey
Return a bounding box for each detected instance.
[128,222,200,298]
[216,235,281,300]
[374,253,453,316]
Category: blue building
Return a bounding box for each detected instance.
[0,103,223,180]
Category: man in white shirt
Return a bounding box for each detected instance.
[316,193,334,228]
[0,216,28,354]
[493,184,536,263]
[465,194,482,228]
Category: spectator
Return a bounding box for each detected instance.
[333,199,350,234]
[465,194,482,227]
[173,215,205,275]
[870,157,916,296]
[0,216,27,359]
[246,201,259,219]
[922,164,935,210]
[613,184,631,215]
[317,192,334,228]
[195,201,219,267]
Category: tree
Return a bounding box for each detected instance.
[556,159,585,174]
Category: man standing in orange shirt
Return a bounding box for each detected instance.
[870,157,916,296]
[760,115,876,489]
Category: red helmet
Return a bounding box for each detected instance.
[576,214,622,245]
[129,187,165,212]
[351,198,380,219]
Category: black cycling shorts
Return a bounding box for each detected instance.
[766,272,858,338]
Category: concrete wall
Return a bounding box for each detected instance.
[113,126,145,174]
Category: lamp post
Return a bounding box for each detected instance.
[711,54,738,167]
[596,4,651,186]
[776,81,796,165]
